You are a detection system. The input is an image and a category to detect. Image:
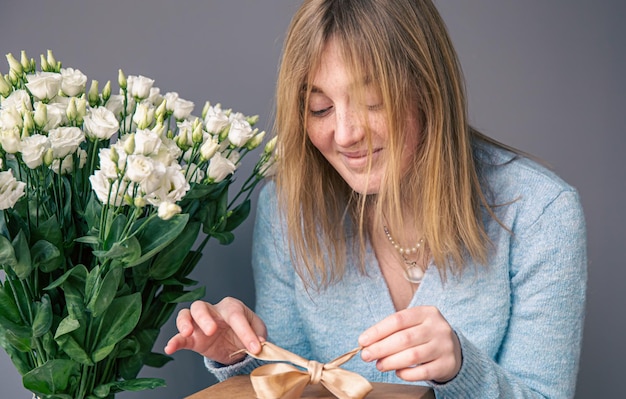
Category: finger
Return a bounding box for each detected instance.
[164,333,193,355]
[175,308,194,337]
[395,355,460,383]
[220,299,263,354]
[359,308,428,347]
[189,301,220,336]
[362,326,428,363]
[373,340,436,372]
[395,361,439,382]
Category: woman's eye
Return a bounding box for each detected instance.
[310,106,332,117]
[367,103,383,111]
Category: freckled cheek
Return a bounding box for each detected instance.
[306,121,333,152]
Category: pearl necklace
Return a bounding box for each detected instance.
[383,225,425,284]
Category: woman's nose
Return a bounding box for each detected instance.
[334,107,365,147]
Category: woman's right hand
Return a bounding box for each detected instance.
[164,297,267,365]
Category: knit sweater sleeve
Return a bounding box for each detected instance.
[432,189,587,398]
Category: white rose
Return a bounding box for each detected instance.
[134,128,162,156]
[20,134,51,169]
[41,102,67,131]
[60,68,87,97]
[1,90,32,114]
[207,152,236,182]
[98,148,121,178]
[127,75,154,100]
[157,201,181,220]
[227,117,254,147]
[84,106,119,140]
[132,102,155,129]
[0,107,23,131]
[163,164,189,202]
[200,136,219,161]
[163,92,179,112]
[153,137,182,165]
[140,162,167,197]
[89,170,126,206]
[104,94,125,118]
[147,87,163,106]
[204,105,229,133]
[125,154,156,183]
[76,147,87,168]
[172,98,194,120]
[176,120,194,147]
[0,128,21,154]
[48,127,85,159]
[0,170,26,210]
[50,157,72,175]
[147,164,189,205]
[26,71,62,101]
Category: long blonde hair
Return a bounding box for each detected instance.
[275,0,496,288]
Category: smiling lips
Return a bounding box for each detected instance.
[340,147,383,168]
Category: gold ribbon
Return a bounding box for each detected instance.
[232,342,373,399]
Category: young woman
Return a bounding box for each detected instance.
[165,1,587,397]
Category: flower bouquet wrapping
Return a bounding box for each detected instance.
[0,50,276,399]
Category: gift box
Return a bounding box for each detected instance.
[185,375,435,399]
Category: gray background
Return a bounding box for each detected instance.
[0,1,623,398]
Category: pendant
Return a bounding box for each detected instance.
[404,265,424,284]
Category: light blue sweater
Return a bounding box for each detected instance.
[206,140,587,399]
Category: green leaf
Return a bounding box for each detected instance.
[0,285,21,323]
[32,294,53,338]
[116,337,140,358]
[159,286,205,304]
[44,264,86,291]
[55,334,93,365]
[22,359,78,395]
[87,267,122,318]
[104,213,128,249]
[92,293,141,362]
[57,266,88,319]
[11,230,32,279]
[31,240,63,273]
[215,186,229,231]
[5,329,32,352]
[0,234,18,267]
[84,194,102,230]
[143,352,173,368]
[211,231,235,245]
[149,221,200,280]
[54,316,80,338]
[31,215,63,250]
[0,338,31,374]
[125,214,189,268]
[93,377,166,397]
[74,235,100,245]
[92,236,141,264]
[225,199,251,231]
[54,312,91,365]
[182,179,229,201]
[199,200,217,234]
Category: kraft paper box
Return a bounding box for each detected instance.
[185,375,435,399]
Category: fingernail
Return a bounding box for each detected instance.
[361,349,371,362]
[249,340,260,353]
[359,333,369,345]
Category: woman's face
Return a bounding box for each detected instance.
[306,39,420,195]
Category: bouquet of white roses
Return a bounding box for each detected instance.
[0,50,275,399]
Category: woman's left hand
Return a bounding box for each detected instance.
[358,306,462,383]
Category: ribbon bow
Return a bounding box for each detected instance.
[233,342,373,399]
